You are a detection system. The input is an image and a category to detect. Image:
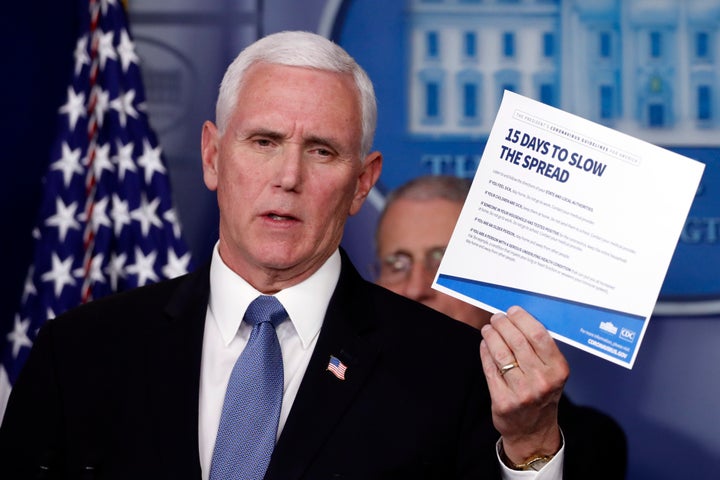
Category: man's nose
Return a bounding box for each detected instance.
[275,146,303,191]
[400,263,435,302]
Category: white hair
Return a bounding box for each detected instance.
[215,31,377,158]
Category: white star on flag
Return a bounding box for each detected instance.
[110,89,139,127]
[138,139,166,184]
[6,316,33,359]
[51,142,84,187]
[117,29,139,72]
[110,194,132,235]
[113,140,137,180]
[73,35,90,75]
[93,86,111,128]
[74,253,107,285]
[164,209,183,238]
[44,198,81,242]
[130,194,163,236]
[41,253,77,297]
[89,142,115,180]
[87,196,112,232]
[96,29,118,69]
[104,252,128,291]
[163,249,193,279]
[126,247,159,286]
[58,87,86,131]
[21,267,37,303]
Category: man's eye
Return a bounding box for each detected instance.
[314,148,333,157]
[389,262,405,273]
[386,255,411,273]
[256,139,273,147]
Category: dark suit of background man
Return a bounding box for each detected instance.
[1,31,574,479]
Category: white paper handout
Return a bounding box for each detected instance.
[433,91,705,369]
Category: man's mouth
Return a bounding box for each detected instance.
[266,213,295,221]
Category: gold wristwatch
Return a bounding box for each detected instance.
[509,453,555,471]
[500,444,555,471]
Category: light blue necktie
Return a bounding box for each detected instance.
[210,295,286,480]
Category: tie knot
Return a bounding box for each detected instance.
[244,295,287,328]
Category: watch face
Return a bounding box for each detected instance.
[525,456,552,471]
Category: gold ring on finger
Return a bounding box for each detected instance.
[499,361,519,376]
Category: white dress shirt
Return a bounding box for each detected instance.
[198,245,339,479]
[197,244,563,480]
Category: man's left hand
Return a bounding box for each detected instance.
[479,305,569,465]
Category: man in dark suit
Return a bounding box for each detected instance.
[1,31,572,479]
[375,174,628,478]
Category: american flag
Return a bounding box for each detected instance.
[326,355,348,381]
[0,0,192,419]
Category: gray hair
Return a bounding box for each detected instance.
[376,175,472,248]
[215,31,377,158]
[384,174,471,207]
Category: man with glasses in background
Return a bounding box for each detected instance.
[375,175,492,329]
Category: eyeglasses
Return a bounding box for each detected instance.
[375,246,446,285]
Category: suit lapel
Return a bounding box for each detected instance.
[266,253,384,480]
[145,264,210,478]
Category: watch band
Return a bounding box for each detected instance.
[511,453,555,471]
[500,444,555,471]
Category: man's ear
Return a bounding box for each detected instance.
[201,121,220,191]
[350,151,383,215]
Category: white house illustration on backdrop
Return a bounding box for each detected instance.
[408,0,720,146]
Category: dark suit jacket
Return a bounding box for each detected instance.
[0,251,626,479]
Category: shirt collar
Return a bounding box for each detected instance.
[208,243,341,348]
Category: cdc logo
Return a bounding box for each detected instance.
[620,328,636,343]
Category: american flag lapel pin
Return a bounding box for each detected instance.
[326,355,347,380]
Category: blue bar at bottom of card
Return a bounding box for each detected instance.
[436,274,646,367]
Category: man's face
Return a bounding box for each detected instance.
[202,62,381,291]
[376,197,492,329]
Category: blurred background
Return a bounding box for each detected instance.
[2,0,719,477]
